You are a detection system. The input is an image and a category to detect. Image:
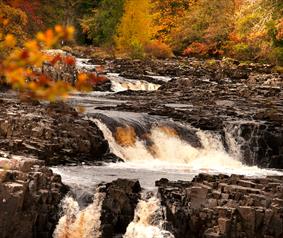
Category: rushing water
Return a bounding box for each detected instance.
[52,55,283,238]
[107,73,161,92]
[53,109,283,238]
[124,196,174,238]
[53,190,105,238]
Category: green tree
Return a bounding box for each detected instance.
[81,0,125,46]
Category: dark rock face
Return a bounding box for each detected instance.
[0,155,68,238]
[0,98,113,165]
[94,78,112,91]
[156,174,283,238]
[99,179,142,238]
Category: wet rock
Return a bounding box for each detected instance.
[0,98,113,165]
[99,179,142,238]
[94,78,112,91]
[156,174,283,238]
[0,156,68,238]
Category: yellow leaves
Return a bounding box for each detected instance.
[36,29,56,48]
[0,2,28,48]
[54,25,64,34]
[115,0,155,53]
[66,26,75,40]
[4,34,17,48]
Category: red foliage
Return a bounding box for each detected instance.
[50,54,62,66]
[6,0,43,29]
[183,42,209,56]
[20,50,29,60]
[64,56,76,66]
[183,42,224,57]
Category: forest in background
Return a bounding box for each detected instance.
[0,0,283,65]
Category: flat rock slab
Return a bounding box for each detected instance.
[0,97,113,165]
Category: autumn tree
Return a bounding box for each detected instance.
[225,0,283,63]
[0,1,28,53]
[152,0,192,43]
[5,0,44,35]
[115,0,156,57]
[172,0,235,55]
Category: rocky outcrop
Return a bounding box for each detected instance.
[156,174,283,238]
[40,50,77,85]
[99,179,142,238]
[0,155,68,238]
[0,97,115,165]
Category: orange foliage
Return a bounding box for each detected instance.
[276,18,283,41]
[183,42,208,56]
[228,32,241,43]
[0,17,103,101]
[144,41,173,59]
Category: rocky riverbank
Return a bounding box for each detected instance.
[0,95,119,166]
[157,174,283,238]
[0,155,68,238]
[0,53,283,238]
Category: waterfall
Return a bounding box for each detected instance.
[93,119,243,169]
[93,118,282,176]
[53,190,105,238]
[124,196,174,238]
[224,120,267,166]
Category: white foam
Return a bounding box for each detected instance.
[94,119,283,177]
[107,73,160,92]
[124,197,174,238]
[53,191,104,238]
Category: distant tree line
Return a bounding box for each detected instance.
[1,0,282,64]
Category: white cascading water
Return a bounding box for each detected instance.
[124,197,174,238]
[107,73,160,92]
[93,119,282,176]
[53,190,105,238]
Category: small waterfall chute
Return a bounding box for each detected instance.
[53,190,105,238]
[124,196,174,238]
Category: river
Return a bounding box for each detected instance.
[51,56,283,238]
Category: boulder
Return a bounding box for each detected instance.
[99,179,142,238]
